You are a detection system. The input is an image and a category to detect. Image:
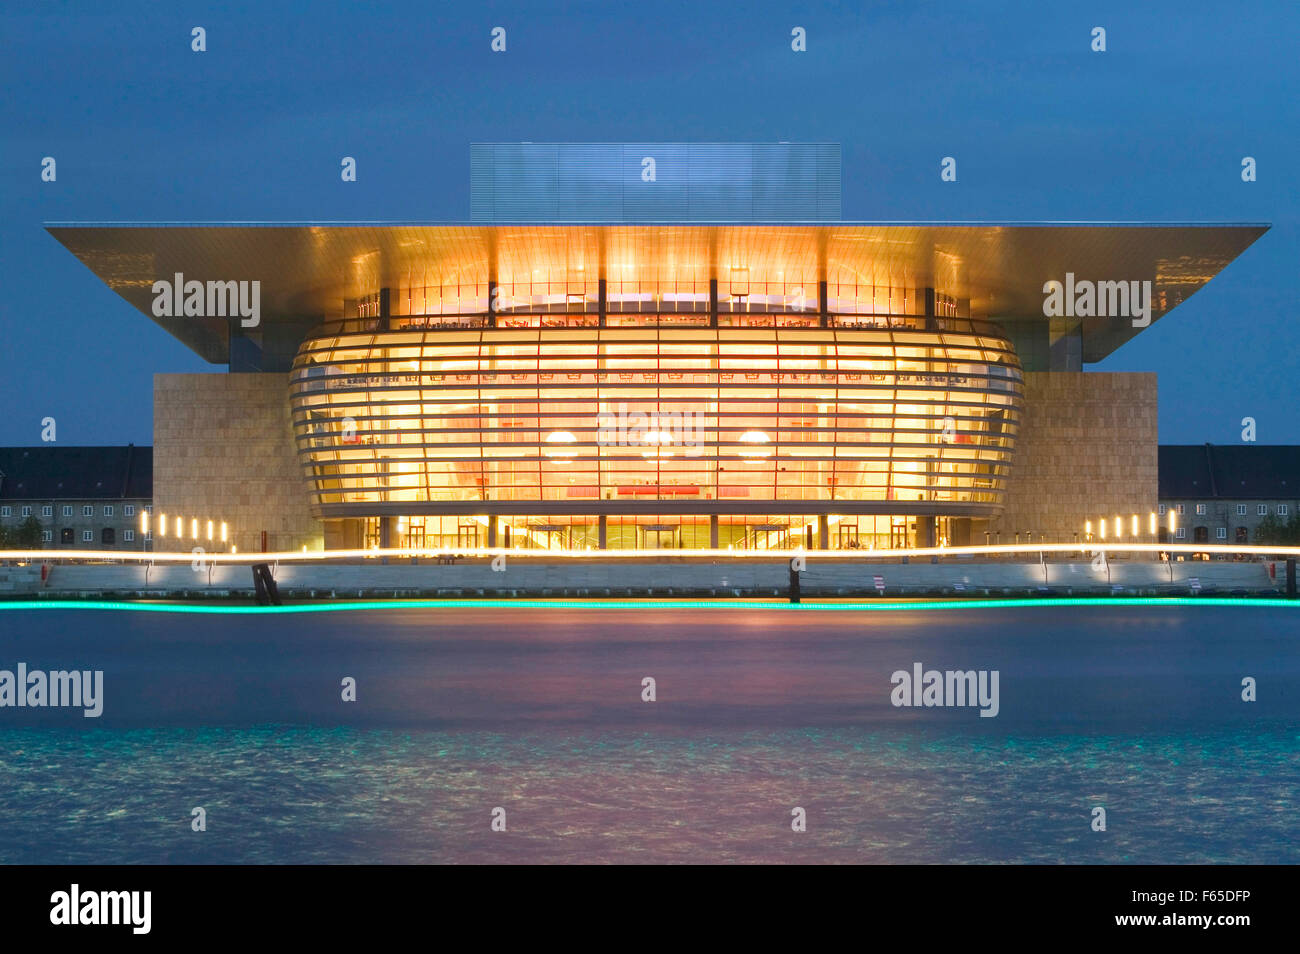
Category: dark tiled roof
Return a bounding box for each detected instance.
[1159,444,1300,499]
[0,445,152,500]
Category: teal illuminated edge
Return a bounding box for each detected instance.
[0,597,1295,614]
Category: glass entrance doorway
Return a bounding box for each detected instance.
[639,525,678,549]
[890,519,910,550]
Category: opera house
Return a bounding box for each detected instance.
[48,144,1267,553]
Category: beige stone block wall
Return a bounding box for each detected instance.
[153,373,322,553]
[987,372,1158,543]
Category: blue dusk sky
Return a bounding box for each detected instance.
[1,0,1295,446]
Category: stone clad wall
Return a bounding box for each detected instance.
[987,372,1158,543]
[153,373,321,553]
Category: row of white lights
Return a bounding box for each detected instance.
[1082,511,1174,541]
[141,512,232,549]
[6,542,1300,563]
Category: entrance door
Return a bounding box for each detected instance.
[765,527,790,550]
[457,524,480,550]
[890,521,910,550]
[640,527,676,549]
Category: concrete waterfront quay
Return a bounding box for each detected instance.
[0,557,1286,600]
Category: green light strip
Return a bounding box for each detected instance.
[0,597,1295,615]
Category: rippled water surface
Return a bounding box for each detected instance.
[0,603,1297,863]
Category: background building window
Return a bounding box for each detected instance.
[1236,527,1248,543]
[1258,504,1268,516]
[103,505,114,517]
[21,506,32,517]
[41,505,52,517]
[124,504,135,517]
[1279,504,1290,516]
[61,528,73,544]
[82,505,93,517]
[1236,504,1247,516]
[101,528,115,545]
[41,530,51,542]
[1175,528,1187,540]
[62,505,72,517]
[1193,527,1209,543]
[124,529,135,542]
[1158,504,1167,515]
[0,506,9,517]
[1215,527,1227,540]
[1176,504,1186,515]
[1195,504,1206,515]
[81,530,93,542]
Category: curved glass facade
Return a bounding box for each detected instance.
[289,319,1023,527]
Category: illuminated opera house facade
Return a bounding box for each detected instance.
[49,144,1267,553]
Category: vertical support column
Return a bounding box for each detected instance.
[487,518,496,548]
[598,278,607,328]
[924,516,937,548]
[379,515,392,565]
[818,514,829,550]
[487,280,498,328]
[709,278,718,328]
[379,288,392,332]
[923,287,936,332]
[709,514,719,549]
[598,515,607,549]
[818,279,828,328]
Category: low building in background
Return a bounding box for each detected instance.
[1159,444,1300,545]
[0,445,153,551]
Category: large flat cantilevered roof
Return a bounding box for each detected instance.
[47,222,1267,364]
